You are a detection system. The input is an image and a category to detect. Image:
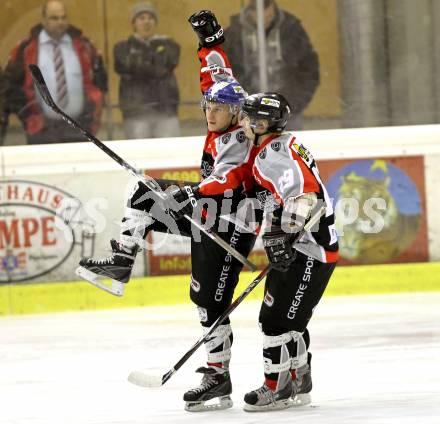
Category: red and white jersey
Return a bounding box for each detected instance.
[198,46,233,93]
[252,132,339,263]
[199,125,254,197]
[196,46,255,200]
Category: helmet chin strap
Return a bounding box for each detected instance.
[253,132,260,146]
[250,126,270,145]
[249,117,272,140]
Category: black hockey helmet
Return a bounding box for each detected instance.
[241,92,292,133]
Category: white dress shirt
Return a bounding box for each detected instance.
[37,30,85,120]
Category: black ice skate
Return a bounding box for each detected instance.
[243,380,294,412]
[183,367,233,412]
[292,363,312,406]
[76,239,138,297]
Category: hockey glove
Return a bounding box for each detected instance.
[188,10,225,47]
[167,185,200,220]
[262,226,297,272]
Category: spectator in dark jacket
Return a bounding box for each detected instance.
[114,3,181,139]
[4,0,107,145]
[224,0,320,130]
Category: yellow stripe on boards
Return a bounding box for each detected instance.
[0,262,439,316]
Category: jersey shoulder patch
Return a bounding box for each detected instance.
[289,138,315,166]
[213,127,251,160]
[235,129,247,143]
[221,133,231,145]
[216,127,249,148]
[256,134,290,167]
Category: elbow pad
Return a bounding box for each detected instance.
[282,192,318,232]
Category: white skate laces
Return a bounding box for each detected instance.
[189,370,217,395]
[90,255,115,265]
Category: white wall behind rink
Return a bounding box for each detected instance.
[1,124,439,283]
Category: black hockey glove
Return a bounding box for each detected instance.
[262,226,297,272]
[188,10,225,47]
[167,185,200,220]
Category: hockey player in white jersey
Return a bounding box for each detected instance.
[238,92,339,411]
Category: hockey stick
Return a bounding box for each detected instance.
[128,206,325,388]
[29,65,257,291]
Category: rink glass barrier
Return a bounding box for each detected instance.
[1,124,440,314]
[1,0,440,146]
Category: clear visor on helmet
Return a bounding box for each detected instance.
[201,99,240,115]
[239,110,269,132]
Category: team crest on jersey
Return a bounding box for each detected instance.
[259,148,267,159]
[236,131,246,143]
[271,141,281,152]
[256,190,279,212]
[222,133,231,144]
[201,161,213,178]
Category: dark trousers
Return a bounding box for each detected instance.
[260,252,337,334]
[189,224,256,320]
[125,179,257,325]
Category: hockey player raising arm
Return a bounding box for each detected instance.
[176,10,263,412]
[77,10,260,412]
[238,93,339,412]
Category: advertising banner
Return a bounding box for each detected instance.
[319,156,428,265]
[0,180,95,283]
[1,126,435,284]
[144,155,428,275]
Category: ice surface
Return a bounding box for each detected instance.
[1,292,439,424]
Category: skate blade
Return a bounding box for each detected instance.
[75,266,124,297]
[185,395,233,412]
[243,398,294,412]
[292,392,311,406]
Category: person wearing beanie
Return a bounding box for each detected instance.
[114,2,181,139]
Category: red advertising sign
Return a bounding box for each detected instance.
[143,156,428,275]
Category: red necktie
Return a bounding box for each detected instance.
[53,41,68,108]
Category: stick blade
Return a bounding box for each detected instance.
[28,64,57,109]
[128,371,163,388]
